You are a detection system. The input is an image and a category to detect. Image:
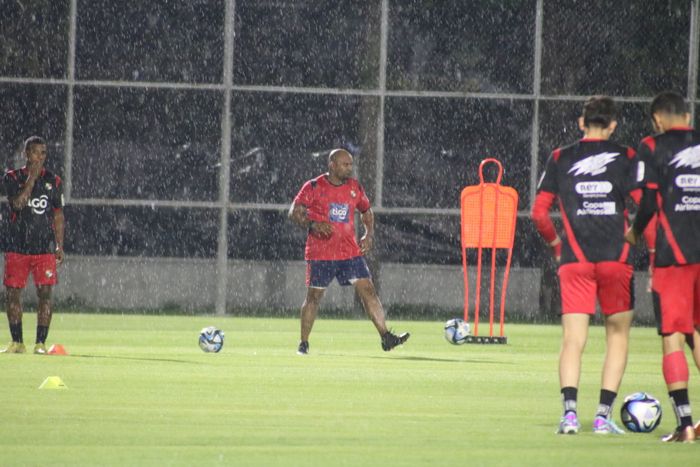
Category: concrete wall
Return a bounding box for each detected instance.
[9,256,654,322]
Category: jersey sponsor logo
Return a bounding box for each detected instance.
[568,152,619,176]
[29,195,49,214]
[575,181,612,195]
[576,201,616,216]
[670,145,700,170]
[329,203,350,223]
[676,174,700,189]
[675,195,700,212]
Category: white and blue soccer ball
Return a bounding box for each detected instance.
[444,318,470,345]
[620,392,662,433]
[199,326,224,353]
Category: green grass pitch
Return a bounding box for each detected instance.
[1,313,698,466]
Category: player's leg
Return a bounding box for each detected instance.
[34,285,53,354]
[340,257,408,351]
[593,262,633,434]
[662,332,695,442]
[1,253,30,353]
[557,262,595,434]
[690,266,700,435]
[691,271,700,372]
[1,288,25,353]
[559,313,589,406]
[654,265,696,442]
[353,278,409,351]
[298,260,332,355]
[353,278,387,334]
[31,253,58,354]
[299,287,324,354]
[601,311,632,392]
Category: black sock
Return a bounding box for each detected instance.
[595,389,617,418]
[36,325,49,344]
[669,389,693,428]
[9,322,23,343]
[561,386,578,415]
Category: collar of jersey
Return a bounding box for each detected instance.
[579,137,606,142]
[668,126,693,131]
[324,174,347,187]
[21,167,46,177]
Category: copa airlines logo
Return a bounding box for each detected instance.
[29,195,49,214]
[670,145,700,170]
[568,152,619,176]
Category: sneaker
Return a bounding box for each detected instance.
[592,416,625,434]
[381,331,410,351]
[557,412,580,434]
[661,425,696,443]
[0,341,26,354]
[34,343,47,355]
[297,341,309,355]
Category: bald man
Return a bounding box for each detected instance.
[288,149,409,355]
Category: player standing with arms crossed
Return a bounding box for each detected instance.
[625,91,700,443]
[532,97,639,434]
[1,136,65,354]
[289,149,409,355]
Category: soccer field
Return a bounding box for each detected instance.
[1,314,698,466]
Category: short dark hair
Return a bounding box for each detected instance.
[23,135,46,153]
[650,91,687,117]
[582,96,617,128]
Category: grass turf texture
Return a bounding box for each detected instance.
[0,314,698,466]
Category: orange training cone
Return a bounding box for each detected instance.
[47,344,68,355]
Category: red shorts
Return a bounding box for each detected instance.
[4,252,58,288]
[652,264,700,335]
[558,261,634,315]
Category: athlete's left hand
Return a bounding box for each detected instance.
[55,248,64,265]
[624,227,638,245]
[360,233,374,254]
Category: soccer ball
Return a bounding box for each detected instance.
[444,318,470,345]
[199,326,224,353]
[620,392,662,433]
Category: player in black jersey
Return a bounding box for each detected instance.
[1,136,64,355]
[626,91,700,442]
[532,97,640,435]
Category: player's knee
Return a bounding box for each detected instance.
[304,290,324,306]
[37,286,52,301]
[5,288,21,304]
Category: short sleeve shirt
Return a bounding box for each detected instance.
[3,167,64,254]
[537,139,638,264]
[636,128,700,266]
[293,174,370,261]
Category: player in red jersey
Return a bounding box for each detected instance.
[1,136,65,355]
[625,91,700,442]
[288,149,409,355]
[532,97,642,435]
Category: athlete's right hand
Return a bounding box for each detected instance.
[549,236,561,263]
[623,227,638,245]
[310,221,333,238]
[27,159,42,179]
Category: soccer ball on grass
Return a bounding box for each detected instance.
[199,326,224,353]
[620,392,662,433]
[444,318,470,345]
